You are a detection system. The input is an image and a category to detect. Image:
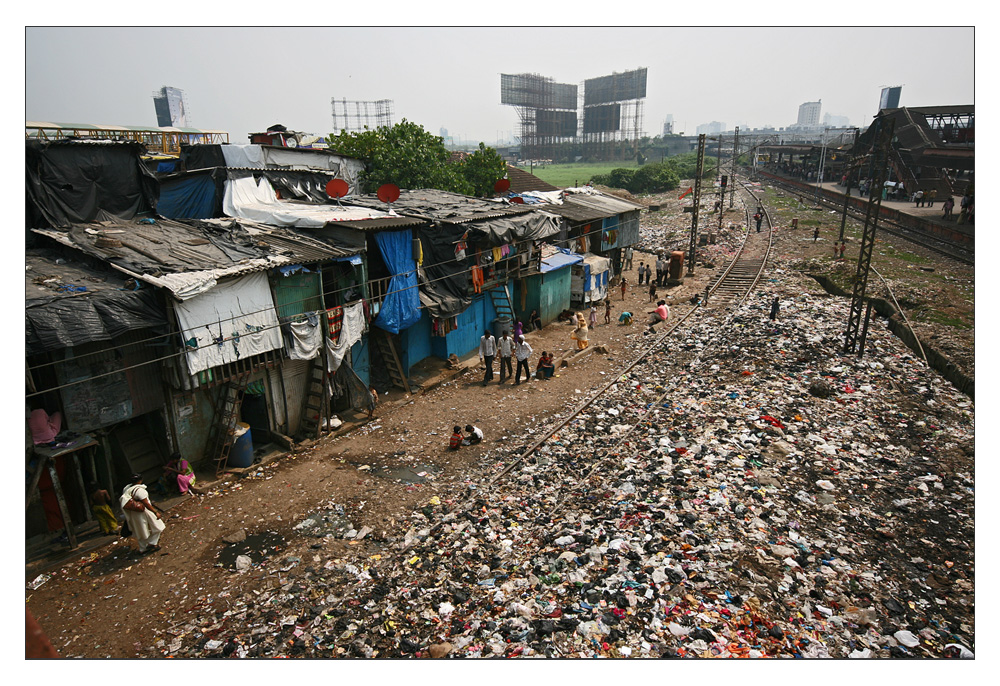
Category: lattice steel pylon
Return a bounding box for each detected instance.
[843,116,896,355]
[688,134,707,275]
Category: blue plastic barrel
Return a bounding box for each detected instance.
[227,423,254,468]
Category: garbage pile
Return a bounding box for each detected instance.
[160,277,972,658]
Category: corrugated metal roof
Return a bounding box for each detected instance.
[345,188,535,224]
[505,165,560,193]
[542,192,643,222]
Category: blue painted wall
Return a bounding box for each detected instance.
[402,313,433,372]
[430,294,501,360]
[351,337,371,387]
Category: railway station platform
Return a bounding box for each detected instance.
[758,171,974,246]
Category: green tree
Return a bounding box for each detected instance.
[327,119,471,194]
[457,142,508,197]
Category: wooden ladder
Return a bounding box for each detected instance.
[207,371,252,477]
[300,356,328,440]
[371,327,411,394]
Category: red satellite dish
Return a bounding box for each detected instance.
[377,184,400,203]
[494,179,511,193]
[510,196,524,204]
[325,178,349,198]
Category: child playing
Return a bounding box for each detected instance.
[588,304,598,328]
[536,351,555,379]
[449,426,463,450]
[648,281,657,303]
[604,299,612,324]
[366,386,378,419]
[463,424,484,445]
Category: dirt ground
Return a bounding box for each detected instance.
[25,181,974,658]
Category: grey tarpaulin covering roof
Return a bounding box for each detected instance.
[26,249,168,353]
[31,216,361,301]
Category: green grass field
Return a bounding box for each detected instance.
[519,161,639,188]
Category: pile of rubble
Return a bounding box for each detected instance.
[157,273,974,659]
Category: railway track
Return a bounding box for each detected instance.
[760,173,973,266]
[488,177,775,488]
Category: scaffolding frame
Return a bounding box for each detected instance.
[501,73,578,161]
[24,123,228,155]
[331,99,395,134]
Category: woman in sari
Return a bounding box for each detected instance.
[570,313,589,350]
[162,453,196,494]
[120,475,165,554]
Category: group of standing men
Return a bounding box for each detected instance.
[635,254,672,288]
[479,330,534,386]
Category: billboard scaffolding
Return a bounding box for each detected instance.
[501,73,578,160]
[581,68,646,160]
[331,99,395,134]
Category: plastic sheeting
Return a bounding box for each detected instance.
[571,253,611,304]
[461,211,561,244]
[417,222,470,320]
[539,245,584,273]
[373,229,421,333]
[173,272,283,375]
[221,144,266,168]
[157,172,220,219]
[223,176,387,227]
[25,140,159,228]
[26,287,167,353]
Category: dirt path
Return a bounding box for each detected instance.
[25,224,719,657]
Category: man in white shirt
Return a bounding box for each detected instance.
[479,331,496,387]
[497,331,514,383]
[624,246,633,270]
[513,335,533,385]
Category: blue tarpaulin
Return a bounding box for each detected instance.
[157,173,218,219]
[374,229,421,334]
[540,247,584,273]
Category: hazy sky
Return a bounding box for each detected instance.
[26,26,974,145]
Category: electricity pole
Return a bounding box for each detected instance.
[844,116,896,356]
[688,134,706,276]
[729,126,739,208]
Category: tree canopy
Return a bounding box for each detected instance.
[327,120,506,197]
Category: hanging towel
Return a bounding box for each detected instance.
[327,306,344,342]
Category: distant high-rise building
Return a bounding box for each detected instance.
[696,121,726,135]
[879,86,902,110]
[797,100,822,127]
[662,115,674,135]
[823,113,850,127]
[152,86,189,128]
